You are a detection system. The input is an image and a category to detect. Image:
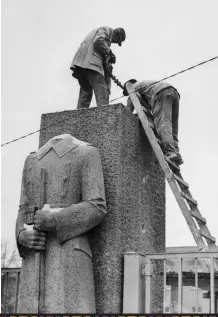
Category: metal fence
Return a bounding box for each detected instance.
[1,268,20,313]
[123,251,218,313]
[1,251,218,313]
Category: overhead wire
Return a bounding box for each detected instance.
[1,55,218,147]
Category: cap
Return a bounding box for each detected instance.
[116,28,126,46]
[123,79,137,96]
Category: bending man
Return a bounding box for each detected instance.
[123,79,183,165]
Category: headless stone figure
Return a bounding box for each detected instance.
[16,134,107,313]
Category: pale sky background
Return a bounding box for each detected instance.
[1,0,218,254]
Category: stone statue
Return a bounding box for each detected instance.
[15,134,107,313]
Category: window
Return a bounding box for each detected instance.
[192,306,202,312]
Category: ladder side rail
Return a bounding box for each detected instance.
[166,176,206,250]
[126,83,172,178]
[174,173,216,249]
[126,83,207,250]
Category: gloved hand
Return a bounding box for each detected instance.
[18,225,46,251]
[108,63,113,73]
[103,55,113,75]
[109,50,116,64]
[33,204,56,232]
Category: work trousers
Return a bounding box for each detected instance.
[152,87,180,155]
[76,68,109,109]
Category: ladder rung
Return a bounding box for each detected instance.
[148,125,161,144]
[191,211,206,224]
[181,192,198,205]
[173,174,189,188]
[142,107,149,114]
[199,230,216,243]
[149,122,154,129]
[142,107,152,117]
[165,157,180,171]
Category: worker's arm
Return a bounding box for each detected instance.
[93,27,112,56]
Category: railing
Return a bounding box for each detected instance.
[2,251,218,313]
[1,268,20,313]
[123,251,218,314]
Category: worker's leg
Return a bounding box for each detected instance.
[77,78,93,109]
[72,67,93,109]
[153,88,176,157]
[172,91,179,144]
[172,90,184,164]
[87,70,109,107]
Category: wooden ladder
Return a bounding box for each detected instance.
[126,83,217,251]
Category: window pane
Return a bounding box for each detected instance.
[214,258,218,313]
[165,258,179,313]
[197,257,211,313]
[182,258,196,313]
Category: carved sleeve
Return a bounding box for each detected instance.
[93,27,111,56]
[54,147,107,244]
[15,155,30,257]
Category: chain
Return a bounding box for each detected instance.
[109,72,124,90]
[104,55,124,90]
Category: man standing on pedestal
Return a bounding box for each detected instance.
[71,27,126,109]
[16,134,107,313]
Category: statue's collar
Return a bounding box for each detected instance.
[37,135,89,159]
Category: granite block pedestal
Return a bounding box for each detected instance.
[39,104,165,313]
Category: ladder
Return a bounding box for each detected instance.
[126,82,217,252]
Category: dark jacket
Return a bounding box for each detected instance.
[71,27,113,77]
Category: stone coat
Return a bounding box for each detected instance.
[16,135,107,313]
[70,27,113,77]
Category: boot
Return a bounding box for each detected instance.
[164,151,177,161]
[173,153,184,165]
[174,140,184,165]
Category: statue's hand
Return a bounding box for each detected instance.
[33,208,56,232]
[18,225,46,251]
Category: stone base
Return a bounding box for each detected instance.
[39,104,165,313]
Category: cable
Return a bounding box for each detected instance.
[1,55,218,147]
[107,55,218,105]
[1,118,72,147]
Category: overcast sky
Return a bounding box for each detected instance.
[1,0,218,251]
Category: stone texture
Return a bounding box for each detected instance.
[39,104,165,313]
[16,136,107,313]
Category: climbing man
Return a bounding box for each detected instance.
[70,27,126,109]
[123,79,184,165]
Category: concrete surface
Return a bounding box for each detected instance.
[39,104,165,313]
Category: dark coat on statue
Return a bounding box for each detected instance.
[15,135,107,313]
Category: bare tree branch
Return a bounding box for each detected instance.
[1,239,21,268]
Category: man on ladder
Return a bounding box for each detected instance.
[124,80,217,251]
[123,79,183,165]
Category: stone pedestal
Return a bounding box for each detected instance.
[39,104,165,313]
